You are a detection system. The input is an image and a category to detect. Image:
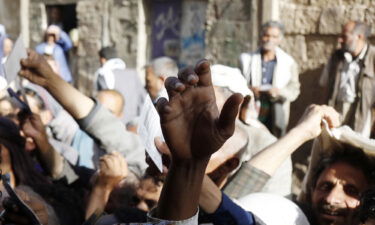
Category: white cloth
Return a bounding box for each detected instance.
[211,64,259,121]
[241,47,298,90]
[148,208,198,225]
[337,45,367,104]
[211,64,252,97]
[238,193,310,225]
[95,58,126,89]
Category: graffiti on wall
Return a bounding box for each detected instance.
[151,0,181,60]
[179,1,207,67]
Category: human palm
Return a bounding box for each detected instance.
[158,61,243,161]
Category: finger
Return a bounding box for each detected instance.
[18,69,34,80]
[155,97,172,119]
[321,105,341,128]
[177,66,199,86]
[20,51,39,68]
[154,137,171,156]
[194,59,212,87]
[164,77,185,99]
[218,93,243,137]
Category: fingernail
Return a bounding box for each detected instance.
[187,74,197,82]
[174,82,183,89]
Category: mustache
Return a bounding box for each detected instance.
[318,203,349,217]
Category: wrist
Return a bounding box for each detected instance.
[288,126,313,143]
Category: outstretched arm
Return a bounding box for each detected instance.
[249,104,340,176]
[85,152,128,219]
[19,50,94,119]
[22,114,64,179]
[153,60,243,221]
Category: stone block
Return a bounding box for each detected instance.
[280,3,296,34]
[310,0,364,5]
[211,0,251,21]
[280,35,307,70]
[345,5,366,21]
[319,6,346,35]
[305,37,336,70]
[365,7,375,35]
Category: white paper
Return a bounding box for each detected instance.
[259,84,273,92]
[138,95,164,172]
[4,35,27,85]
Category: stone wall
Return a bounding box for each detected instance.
[28,0,140,95]
[278,0,375,195]
[205,0,254,67]
[278,0,375,128]
[0,0,21,39]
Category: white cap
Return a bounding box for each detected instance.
[238,193,310,225]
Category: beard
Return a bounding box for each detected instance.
[262,41,277,51]
[342,41,357,55]
[314,203,352,225]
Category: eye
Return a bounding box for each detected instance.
[318,182,333,192]
[344,185,360,197]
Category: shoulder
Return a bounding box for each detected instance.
[276,47,296,65]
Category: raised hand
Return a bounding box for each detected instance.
[156,60,243,161]
[19,50,57,87]
[21,114,49,146]
[96,152,128,190]
[295,104,340,141]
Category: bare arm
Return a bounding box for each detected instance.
[249,104,340,176]
[22,114,64,179]
[85,152,128,219]
[19,50,94,119]
[154,60,242,220]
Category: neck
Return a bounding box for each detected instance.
[262,49,276,62]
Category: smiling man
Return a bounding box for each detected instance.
[307,148,374,225]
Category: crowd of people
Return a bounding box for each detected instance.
[0,15,374,225]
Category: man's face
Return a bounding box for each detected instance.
[136,177,163,212]
[340,22,360,55]
[311,162,369,225]
[145,67,163,100]
[261,27,282,52]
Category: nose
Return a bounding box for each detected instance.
[325,186,345,206]
[137,200,149,212]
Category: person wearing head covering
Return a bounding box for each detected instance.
[35,25,73,83]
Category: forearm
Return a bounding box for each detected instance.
[36,141,64,179]
[199,175,222,213]
[156,158,209,221]
[85,184,112,219]
[249,127,308,176]
[45,74,94,119]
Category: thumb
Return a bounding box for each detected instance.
[217,93,243,138]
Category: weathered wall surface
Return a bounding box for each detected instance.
[278,0,375,195]
[0,0,21,39]
[28,0,140,95]
[279,0,375,130]
[205,0,254,67]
